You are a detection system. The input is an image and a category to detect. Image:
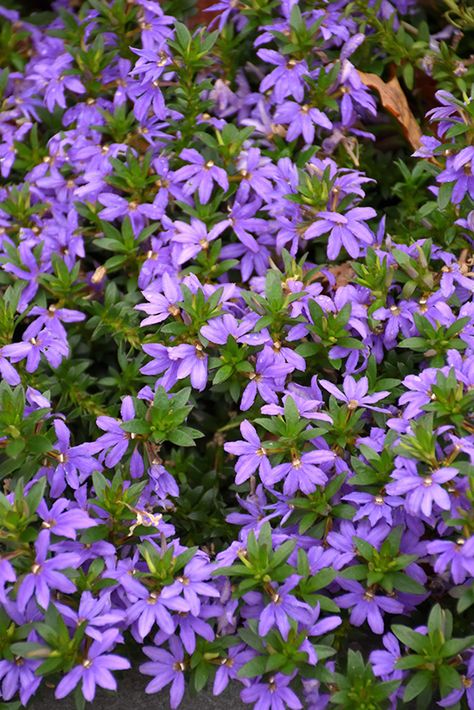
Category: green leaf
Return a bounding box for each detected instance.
[238,655,267,678]
[392,625,428,653]
[442,636,474,657]
[28,435,53,454]
[403,670,432,702]
[120,419,151,435]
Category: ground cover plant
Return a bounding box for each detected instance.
[0,0,473,707]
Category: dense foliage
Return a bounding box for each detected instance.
[0,0,473,708]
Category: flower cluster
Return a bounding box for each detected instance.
[0,0,473,709]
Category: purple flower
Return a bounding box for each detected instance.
[258,575,312,639]
[173,556,219,615]
[200,313,255,344]
[31,54,85,111]
[437,146,474,204]
[426,536,474,584]
[241,673,302,709]
[168,343,208,391]
[305,207,376,259]
[240,350,292,412]
[98,193,149,231]
[0,656,41,705]
[337,580,403,634]
[140,637,186,708]
[173,612,215,654]
[398,369,438,419]
[17,530,79,611]
[342,492,404,525]
[0,559,15,603]
[50,419,100,495]
[227,199,269,251]
[174,149,228,203]
[370,632,403,680]
[320,375,390,412]
[386,465,458,517]
[136,272,182,326]
[275,102,332,143]
[23,305,85,340]
[0,347,21,385]
[438,655,474,708]
[37,498,96,539]
[55,591,126,640]
[2,243,41,313]
[224,420,272,485]
[269,451,335,495]
[172,217,229,264]
[236,148,278,201]
[372,301,415,346]
[1,330,69,373]
[257,49,309,102]
[149,462,179,499]
[339,61,377,125]
[127,581,189,639]
[95,396,143,476]
[307,603,342,637]
[55,629,130,702]
[213,644,254,696]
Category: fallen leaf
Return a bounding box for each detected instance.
[310,263,355,288]
[328,263,355,287]
[187,0,219,28]
[357,69,423,150]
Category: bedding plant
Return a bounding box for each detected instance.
[0,0,473,708]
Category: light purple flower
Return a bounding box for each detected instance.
[224,420,272,485]
[140,637,186,709]
[386,465,458,517]
[55,629,130,702]
[258,575,312,639]
[320,375,390,412]
[269,451,335,495]
[241,672,302,710]
[174,148,228,204]
[172,218,229,264]
[275,101,332,143]
[305,207,376,259]
[337,580,403,634]
[17,530,79,611]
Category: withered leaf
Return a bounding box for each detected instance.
[357,70,423,150]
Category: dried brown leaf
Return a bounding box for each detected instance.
[357,70,423,150]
